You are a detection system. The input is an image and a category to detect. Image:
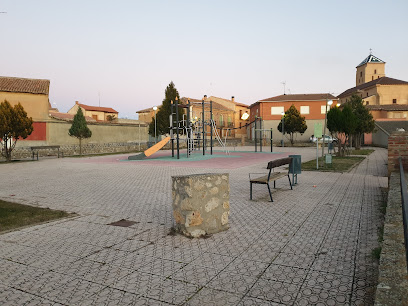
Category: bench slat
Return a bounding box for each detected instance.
[250,172,287,183]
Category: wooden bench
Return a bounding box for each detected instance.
[249,157,293,202]
[30,146,62,160]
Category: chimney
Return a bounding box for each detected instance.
[231,96,235,102]
[75,101,79,104]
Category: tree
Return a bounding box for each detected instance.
[106,114,116,122]
[68,107,92,155]
[327,104,357,156]
[0,100,33,161]
[149,81,184,137]
[345,94,375,150]
[327,106,343,154]
[277,104,307,145]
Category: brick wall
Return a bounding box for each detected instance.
[388,131,408,175]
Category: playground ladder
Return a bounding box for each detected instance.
[211,120,229,155]
[185,126,195,157]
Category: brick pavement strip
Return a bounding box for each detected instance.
[0,147,388,305]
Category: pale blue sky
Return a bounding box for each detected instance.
[1,0,407,119]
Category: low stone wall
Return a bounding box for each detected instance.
[172,173,230,238]
[388,131,408,175]
[374,171,408,305]
[5,142,149,160]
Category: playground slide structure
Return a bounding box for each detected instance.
[128,136,171,160]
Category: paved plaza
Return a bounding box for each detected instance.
[0,147,388,305]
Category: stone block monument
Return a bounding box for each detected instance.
[172,173,230,238]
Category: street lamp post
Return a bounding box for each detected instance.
[153,106,158,144]
[281,111,285,148]
[322,99,333,161]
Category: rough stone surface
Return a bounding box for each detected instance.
[374,171,408,306]
[7,142,149,160]
[388,131,408,175]
[172,173,230,238]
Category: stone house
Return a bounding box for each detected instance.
[0,76,51,143]
[68,101,118,122]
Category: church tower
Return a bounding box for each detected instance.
[356,53,385,86]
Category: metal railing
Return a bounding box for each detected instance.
[399,157,408,272]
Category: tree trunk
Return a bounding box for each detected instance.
[79,138,82,156]
[4,137,11,161]
[355,133,361,150]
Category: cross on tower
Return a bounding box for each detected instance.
[369,48,372,55]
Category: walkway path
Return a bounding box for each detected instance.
[0,147,388,305]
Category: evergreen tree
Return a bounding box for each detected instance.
[277,104,307,145]
[327,106,343,154]
[345,94,375,149]
[69,107,92,155]
[0,100,33,161]
[327,104,357,156]
[149,82,184,137]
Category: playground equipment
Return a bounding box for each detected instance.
[170,96,229,159]
[129,97,274,161]
[128,136,170,160]
[253,116,274,153]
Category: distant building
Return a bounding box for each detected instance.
[0,76,51,142]
[68,101,118,121]
[136,106,158,123]
[249,94,338,142]
[338,54,408,120]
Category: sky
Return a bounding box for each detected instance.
[1,0,408,119]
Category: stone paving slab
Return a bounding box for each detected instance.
[0,146,388,305]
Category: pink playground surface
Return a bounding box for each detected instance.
[74,150,295,169]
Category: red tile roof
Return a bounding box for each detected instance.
[180,97,232,112]
[338,77,408,98]
[49,111,96,122]
[0,76,50,95]
[78,103,118,113]
[136,106,161,113]
[259,93,337,102]
[208,96,249,107]
[367,104,408,111]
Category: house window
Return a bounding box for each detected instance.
[300,106,309,114]
[360,71,362,77]
[366,101,369,105]
[393,99,397,104]
[374,69,377,74]
[271,106,284,115]
[321,105,330,114]
[219,115,224,126]
[92,115,98,120]
[367,93,369,97]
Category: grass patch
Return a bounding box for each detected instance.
[0,160,36,165]
[0,200,72,233]
[301,156,365,172]
[348,149,375,155]
[372,247,382,260]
